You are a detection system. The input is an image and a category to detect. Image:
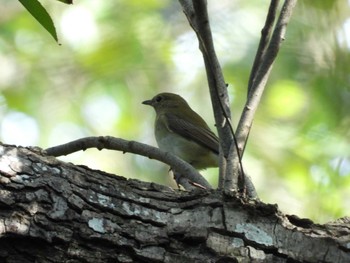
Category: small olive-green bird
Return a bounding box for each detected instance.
[142,92,219,170]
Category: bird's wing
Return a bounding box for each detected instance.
[165,113,219,155]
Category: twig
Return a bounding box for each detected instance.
[236,0,297,157]
[45,136,212,190]
[248,0,280,96]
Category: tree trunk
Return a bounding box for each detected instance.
[0,143,349,262]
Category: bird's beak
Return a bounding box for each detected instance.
[142,99,153,106]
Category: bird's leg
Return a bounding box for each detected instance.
[172,169,207,190]
[171,169,182,189]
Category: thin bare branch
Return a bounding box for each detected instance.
[179,0,236,189]
[248,0,280,95]
[45,136,212,190]
[236,0,297,156]
[178,0,258,196]
[190,0,232,152]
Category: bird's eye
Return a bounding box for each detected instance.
[155,96,162,102]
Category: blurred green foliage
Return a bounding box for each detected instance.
[0,0,349,223]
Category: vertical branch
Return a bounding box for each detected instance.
[236,0,297,157]
[178,0,296,197]
[178,0,233,189]
[248,0,280,95]
[179,0,257,195]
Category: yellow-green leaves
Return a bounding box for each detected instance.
[266,80,307,120]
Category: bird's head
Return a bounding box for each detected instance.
[142,93,189,113]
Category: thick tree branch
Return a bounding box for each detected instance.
[236,0,297,156]
[45,136,212,190]
[1,143,349,262]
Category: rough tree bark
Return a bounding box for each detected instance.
[0,143,349,262]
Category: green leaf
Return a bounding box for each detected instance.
[57,0,73,4]
[18,0,58,42]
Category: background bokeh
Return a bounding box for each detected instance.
[1,0,349,223]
